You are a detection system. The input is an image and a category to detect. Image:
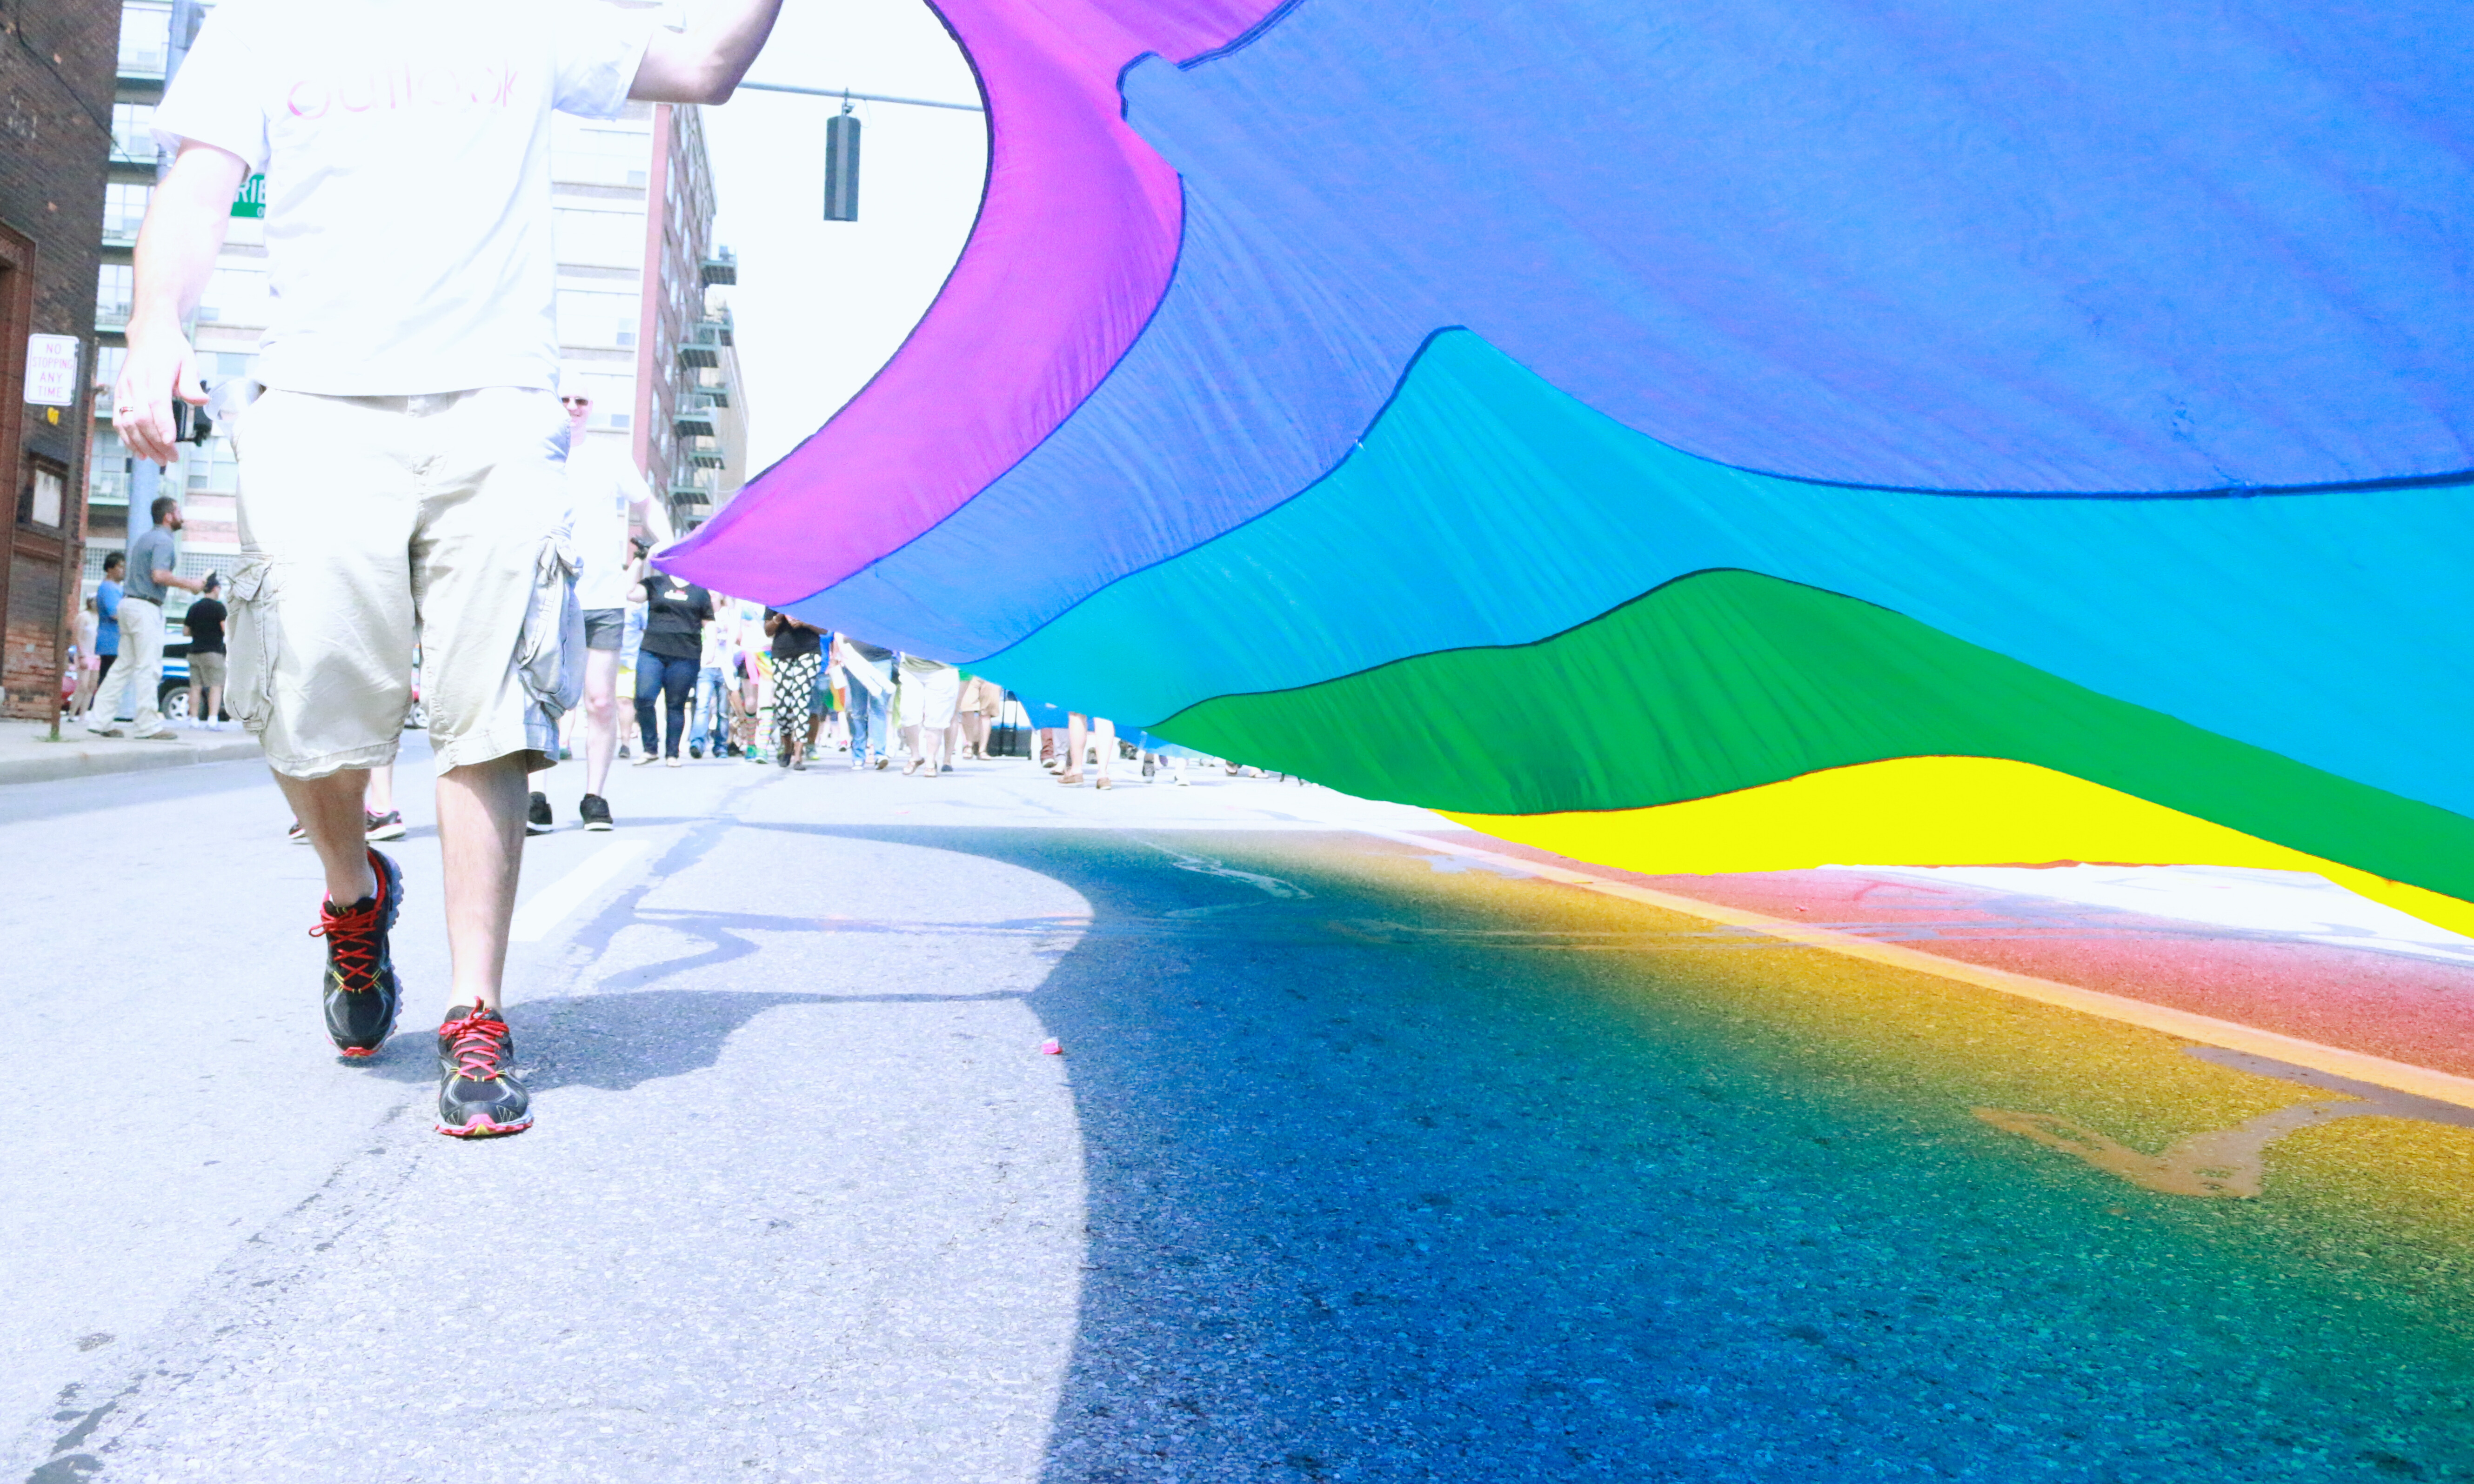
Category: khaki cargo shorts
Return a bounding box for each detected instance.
[225,387,575,780]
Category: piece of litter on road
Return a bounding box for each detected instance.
[1039,1038,1063,1056]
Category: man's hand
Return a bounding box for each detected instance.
[117,142,246,465]
[630,0,785,104]
[116,335,205,466]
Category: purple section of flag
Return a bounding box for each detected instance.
[666,0,1278,602]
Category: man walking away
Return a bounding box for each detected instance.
[836,633,896,770]
[693,609,728,758]
[87,496,204,739]
[69,595,102,719]
[184,571,228,727]
[90,555,125,719]
[118,0,786,1137]
[533,389,668,834]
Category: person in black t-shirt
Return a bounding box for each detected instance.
[763,608,823,768]
[183,571,229,729]
[630,570,713,765]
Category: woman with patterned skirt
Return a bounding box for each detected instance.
[763,608,824,768]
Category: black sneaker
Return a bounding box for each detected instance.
[435,1004,531,1137]
[689,742,704,759]
[579,793,613,832]
[526,791,553,836]
[311,848,403,1058]
[364,809,406,841]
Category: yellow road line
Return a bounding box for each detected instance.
[1358,826,2474,1112]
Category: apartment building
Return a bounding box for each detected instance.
[82,0,749,643]
[551,90,748,535]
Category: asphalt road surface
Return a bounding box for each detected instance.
[7,744,2473,1483]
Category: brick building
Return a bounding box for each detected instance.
[0,0,118,718]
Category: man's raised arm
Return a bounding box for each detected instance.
[630,0,787,105]
[115,141,248,466]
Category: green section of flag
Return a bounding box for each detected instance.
[1160,568,2474,902]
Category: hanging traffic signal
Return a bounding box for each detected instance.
[824,110,861,222]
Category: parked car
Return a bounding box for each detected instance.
[156,641,214,722]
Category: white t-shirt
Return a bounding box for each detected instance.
[154,0,655,395]
[567,437,652,610]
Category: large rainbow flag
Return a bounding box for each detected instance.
[665,0,2474,934]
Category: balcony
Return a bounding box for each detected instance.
[700,247,738,286]
[673,404,715,439]
[689,446,727,470]
[675,325,722,370]
[96,304,133,331]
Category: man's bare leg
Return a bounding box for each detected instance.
[582,646,620,798]
[437,754,529,1010]
[1063,714,1088,783]
[276,767,376,902]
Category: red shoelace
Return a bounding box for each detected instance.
[309,897,385,993]
[441,1010,513,1081]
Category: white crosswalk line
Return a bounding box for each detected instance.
[508,840,649,942]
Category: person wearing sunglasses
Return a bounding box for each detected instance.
[528,390,669,836]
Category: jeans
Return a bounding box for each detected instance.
[842,666,889,762]
[88,596,165,734]
[695,665,727,751]
[634,652,697,758]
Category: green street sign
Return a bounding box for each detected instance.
[232,173,265,219]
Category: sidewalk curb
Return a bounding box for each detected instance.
[0,732,261,786]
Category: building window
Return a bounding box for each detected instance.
[555,286,642,347]
[88,429,128,513]
[20,458,66,529]
[111,103,157,164]
[117,1,171,78]
[554,209,645,269]
[608,413,630,430]
[185,438,241,493]
[96,264,133,328]
[102,182,152,242]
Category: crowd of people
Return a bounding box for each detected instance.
[524,545,1192,816]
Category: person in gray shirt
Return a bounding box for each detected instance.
[86,494,204,739]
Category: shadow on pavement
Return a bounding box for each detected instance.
[815,827,2474,1484]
